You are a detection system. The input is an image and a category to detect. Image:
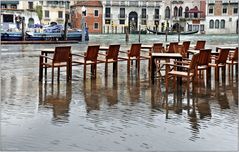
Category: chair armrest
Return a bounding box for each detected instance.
[174,60,190,65]
[40,55,53,60]
[71,53,85,57]
[164,62,190,69]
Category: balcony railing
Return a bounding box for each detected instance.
[154,15,160,20]
[140,15,148,19]
[118,14,127,19]
[105,13,112,19]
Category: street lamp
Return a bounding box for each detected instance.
[81,6,86,42]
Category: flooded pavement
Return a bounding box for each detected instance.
[1,34,238,151]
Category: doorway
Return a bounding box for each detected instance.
[128,11,138,33]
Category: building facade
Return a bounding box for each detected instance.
[71,1,103,34]
[205,0,238,34]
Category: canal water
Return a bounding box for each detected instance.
[1,34,238,151]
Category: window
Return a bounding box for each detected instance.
[94,22,99,29]
[142,8,147,18]
[105,19,110,24]
[141,20,147,25]
[209,20,214,28]
[165,6,170,19]
[119,20,125,24]
[28,2,33,9]
[200,24,204,31]
[215,20,219,28]
[174,6,178,17]
[233,7,238,14]
[221,19,225,28]
[193,25,199,31]
[222,7,227,14]
[1,4,7,8]
[45,10,49,18]
[120,8,125,18]
[209,6,213,14]
[10,4,17,9]
[154,9,160,19]
[105,7,111,18]
[58,11,63,18]
[178,7,183,17]
[94,10,99,17]
[188,24,192,31]
[185,7,189,18]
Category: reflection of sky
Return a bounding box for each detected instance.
[1,34,238,151]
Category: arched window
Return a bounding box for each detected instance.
[174,6,178,17]
[165,6,170,19]
[194,6,198,18]
[221,19,225,28]
[215,19,219,28]
[209,20,214,29]
[178,6,183,17]
[185,7,189,18]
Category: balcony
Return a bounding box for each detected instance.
[118,14,127,19]
[140,15,148,19]
[105,13,112,19]
[154,15,160,20]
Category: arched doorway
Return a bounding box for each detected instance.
[128,11,138,33]
[28,18,34,28]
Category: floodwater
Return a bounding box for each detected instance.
[1,34,238,151]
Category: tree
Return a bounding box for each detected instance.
[36,5,43,24]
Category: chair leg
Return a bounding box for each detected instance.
[105,62,108,76]
[215,66,219,81]
[127,58,130,74]
[94,64,97,78]
[52,67,54,83]
[39,57,43,81]
[113,62,117,76]
[137,58,140,74]
[84,64,86,80]
[57,67,60,82]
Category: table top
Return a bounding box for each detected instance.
[151,53,182,58]
[216,46,237,49]
[99,46,109,51]
[141,45,153,49]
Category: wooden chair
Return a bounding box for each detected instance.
[194,40,206,50]
[165,42,178,53]
[209,48,230,81]
[152,43,166,77]
[165,53,200,93]
[120,43,149,74]
[39,46,71,83]
[71,45,100,79]
[98,44,126,76]
[179,41,190,58]
[226,47,238,77]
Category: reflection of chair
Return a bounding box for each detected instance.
[165,53,199,93]
[72,45,100,79]
[120,43,150,73]
[98,44,126,76]
[39,46,71,83]
[226,47,238,76]
[209,48,229,81]
[194,40,206,50]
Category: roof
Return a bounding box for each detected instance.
[73,1,103,7]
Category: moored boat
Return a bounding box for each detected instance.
[147,28,198,35]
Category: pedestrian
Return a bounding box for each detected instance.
[15,15,22,30]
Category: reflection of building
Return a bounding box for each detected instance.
[71,1,103,34]
[205,0,238,34]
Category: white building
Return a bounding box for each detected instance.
[101,1,164,34]
[204,0,238,34]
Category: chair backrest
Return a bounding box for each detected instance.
[168,42,178,53]
[153,43,164,53]
[107,44,120,60]
[182,41,190,52]
[195,40,206,50]
[53,46,71,63]
[189,53,200,71]
[129,43,141,57]
[216,48,230,64]
[85,45,100,61]
[198,49,211,66]
[231,47,238,61]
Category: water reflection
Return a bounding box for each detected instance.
[38,82,72,123]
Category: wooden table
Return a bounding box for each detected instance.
[99,46,109,51]
[151,53,182,84]
[216,46,237,52]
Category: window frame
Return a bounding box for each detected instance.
[94,9,99,17]
[94,22,99,30]
[58,11,63,18]
[215,19,219,29]
[209,20,214,29]
[220,19,225,28]
[45,10,50,18]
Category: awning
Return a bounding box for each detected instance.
[186,7,203,13]
[1,1,19,4]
